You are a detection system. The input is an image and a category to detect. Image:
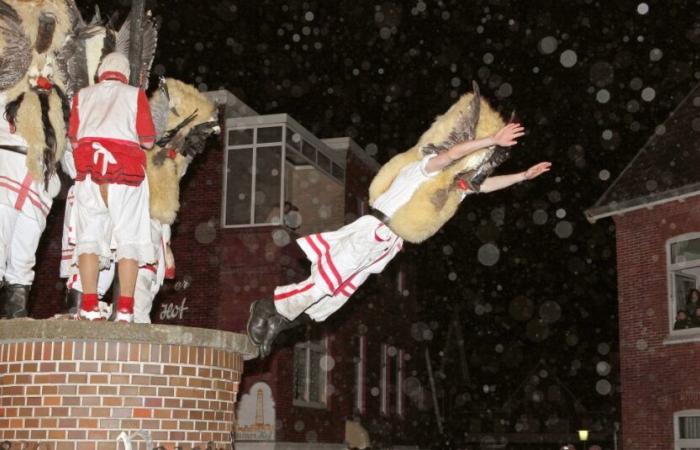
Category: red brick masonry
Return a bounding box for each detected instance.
[0,320,256,450]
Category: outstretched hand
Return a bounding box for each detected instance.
[493,123,525,147]
[524,162,552,180]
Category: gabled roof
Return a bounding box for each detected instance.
[586,82,700,222]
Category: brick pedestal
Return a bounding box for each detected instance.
[0,320,257,450]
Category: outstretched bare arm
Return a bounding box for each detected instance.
[479,162,552,193]
[424,123,525,174]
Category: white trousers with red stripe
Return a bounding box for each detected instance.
[0,205,44,285]
[274,215,403,322]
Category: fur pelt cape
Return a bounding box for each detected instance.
[0,0,76,186]
[368,91,505,244]
[146,78,217,225]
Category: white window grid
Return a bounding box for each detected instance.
[675,410,700,449]
[667,232,700,333]
[221,114,345,228]
[293,336,329,409]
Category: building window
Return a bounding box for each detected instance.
[675,410,700,449]
[222,117,346,230]
[354,334,366,414]
[293,337,328,408]
[381,344,402,416]
[396,349,404,418]
[668,233,700,332]
[380,344,390,415]
[397,268,406,295]
[223,126,284,227]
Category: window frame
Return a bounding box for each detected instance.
[354,334,366,415]
[666,233,700,336]
[380,343,389,416]
[222,126,285,228]
[396,349,404,418]
[674,409,700,449]
[222,115,345,229]
[292,336,329,409]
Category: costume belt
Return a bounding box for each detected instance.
[370,208,392,225]
[0,145,27,155]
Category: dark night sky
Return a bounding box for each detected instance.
[83,0,700,442]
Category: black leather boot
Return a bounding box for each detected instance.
[2,284,30,319]
[259,313,305,358]
[247,297,277,345]
[65,288,82,315]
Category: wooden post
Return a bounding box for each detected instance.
[128,0,145,86]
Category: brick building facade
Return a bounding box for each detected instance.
[587,82,700,449]
[29,90,427,448]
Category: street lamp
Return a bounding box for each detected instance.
[578,429,589,442]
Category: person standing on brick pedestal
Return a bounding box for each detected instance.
[68,52,156,322]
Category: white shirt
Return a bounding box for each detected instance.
[372,154,437,218]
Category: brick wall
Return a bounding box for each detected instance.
[0,338,242,449]
[614,195,700,449]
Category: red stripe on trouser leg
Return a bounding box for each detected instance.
[313,235,343,288]
[274,282,315,301]
[303,236,335,292]
[81,293,98,311]
[117,296,134,313]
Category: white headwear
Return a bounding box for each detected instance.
[98,52,131,79]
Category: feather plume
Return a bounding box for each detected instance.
[421,82,482,156]
[115,11,158,89]
[368,85,506,243]
[0,0,32,90]
[150,77,171,138]
[146,78,219,224]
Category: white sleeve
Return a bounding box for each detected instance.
[60,145,77,179]
[419,153,439,178]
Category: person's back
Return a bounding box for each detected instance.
[74,81,141,144]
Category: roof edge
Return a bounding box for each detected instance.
[585,183,700,223]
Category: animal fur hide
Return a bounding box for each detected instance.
[368,91,505,243]
[1,0,75,184]
[146,78,217,224]
[10,82,66,184]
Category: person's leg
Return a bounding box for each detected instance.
[273,277,328,321]
[74,178,112,320]
[133,267,156,324]
[0,205,19,283]
[78,254,99,294]
[248,276,327,358]
[3,212,44,318]
[110,182,155,323]
[117,259,138,298]
[80,183,111,295]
